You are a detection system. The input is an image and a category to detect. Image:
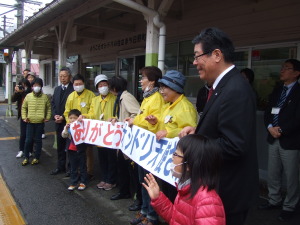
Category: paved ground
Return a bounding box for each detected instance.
[0,102,299,225]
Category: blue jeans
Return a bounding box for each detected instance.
[68,144,87,186]
[24,123,43,159]
[97,147,117,184]
[138,165,158,221]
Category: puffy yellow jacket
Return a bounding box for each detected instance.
[64,89,95,123]
[160,94,197,138]
[85,92,116,120]
[133,91,164,133]
[21,92,51,123]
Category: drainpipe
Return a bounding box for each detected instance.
[153,15,166,74]
[113,0,166,73]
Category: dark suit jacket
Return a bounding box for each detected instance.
[51,83,74,120]
[264,82,300,149]
[196,67,259,215]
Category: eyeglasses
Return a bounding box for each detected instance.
[194,52,210,61]
[172,152,184,158]
[281,67,294,71]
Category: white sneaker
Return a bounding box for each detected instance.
[42,134,46,139]
[16,151,23,158]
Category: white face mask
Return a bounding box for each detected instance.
[98,86,109,96]
[33,86,41,93]
[170,162,185,179]
[74,85,84,93]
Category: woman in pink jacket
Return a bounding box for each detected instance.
[142,134,225,225]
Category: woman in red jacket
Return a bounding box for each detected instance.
[142,134,226,225]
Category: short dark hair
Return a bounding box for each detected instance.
[19,78,31,87]
[73,74,85,83]
[285,59,300,72]
[108,76,127,92]
[31,77,43,87]
[177,134,222,198]
[68,109,81,117]
[60,67,71,75]
[192,27,235,63]
[25,73,36,81]
[240,68,255,85]
[140,66,162,87]
[23,68,30,72]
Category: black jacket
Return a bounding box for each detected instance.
[196,67,259,215]
[264,82,300,149]
[51,83,74,119]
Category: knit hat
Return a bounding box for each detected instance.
[94,74,108,89]
[158,70,186,93]
[31,77,43,87]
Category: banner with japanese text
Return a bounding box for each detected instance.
[70,119,179,185]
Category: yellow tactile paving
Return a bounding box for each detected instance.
[0,174,26,225]
[0,132,56,141]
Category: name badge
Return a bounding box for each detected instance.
[80,102,86,107]
[164,115,172,124]
[271,107,280,114]
[99,113,104,120]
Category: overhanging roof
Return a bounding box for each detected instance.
[0,0,101,47]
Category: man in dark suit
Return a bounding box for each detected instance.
[180,27,259,225]
[261,59,300,222]
[50,67,74,175]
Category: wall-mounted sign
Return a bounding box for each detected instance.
[0,53,6,63]
[90,33,146,52]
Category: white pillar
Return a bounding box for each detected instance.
[145,15,159,67]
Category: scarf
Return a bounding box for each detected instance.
[113,91,123,118]
[143,87,159,98]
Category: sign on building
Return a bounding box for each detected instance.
[0,53,6,63]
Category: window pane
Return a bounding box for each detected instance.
[86,65,100,91]
[120,58,134,94]
[234,51,248,71]
[101,63,115,79]
[178,40,203,98]
[251,47,297,110]
[165,43,178,71]
[44,64,51,86]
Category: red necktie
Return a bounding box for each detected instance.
[207,88,214,102]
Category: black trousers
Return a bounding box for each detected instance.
[117,152,131,195]
[226,210,248,225]
[56,122,67,171]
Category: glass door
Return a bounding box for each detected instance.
[119,58,134,94]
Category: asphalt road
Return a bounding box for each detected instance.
[0,104,136,225]
[0,103,299,225]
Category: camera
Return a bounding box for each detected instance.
[18,85,24,90]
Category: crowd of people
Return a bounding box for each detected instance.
[12,27,300,225]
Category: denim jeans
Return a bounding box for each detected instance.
[97,147,117,184]
[138,165,158,221]
[68,144,87,186]
[24,123,43,159]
